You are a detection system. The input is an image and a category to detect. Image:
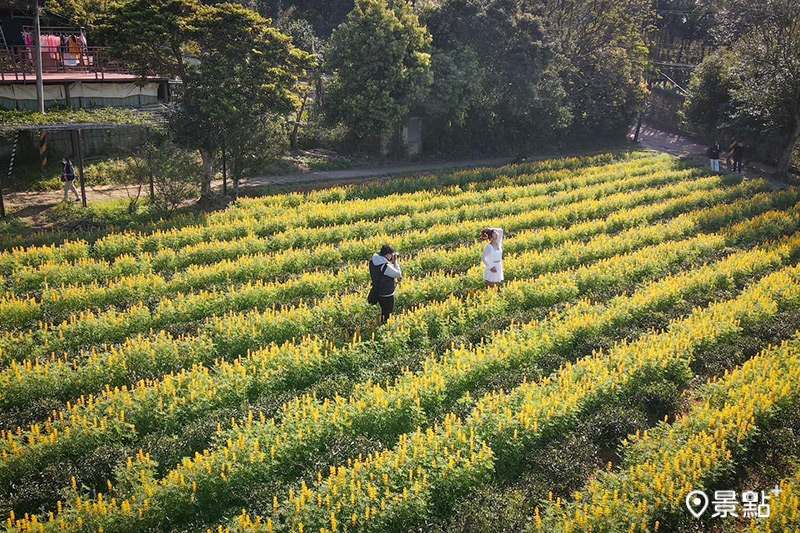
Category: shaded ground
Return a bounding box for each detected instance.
[633,124,791,190]
[633,124,706,158]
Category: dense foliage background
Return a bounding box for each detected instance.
[7,0,798,181]
[33,0,652,158]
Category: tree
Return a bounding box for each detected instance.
[680,51,734,140]
[719,0,800,178]
[543,0,652,140]
[278,12,323,149]
[325,0,432,148]
[420,0,569,153]
[681,0,800,178]
[172,3,313,199]
[97,0,199,79]
[36,0,108,29]
[127,141,201,214]
[257,0,356,37]
[420,0,649,153]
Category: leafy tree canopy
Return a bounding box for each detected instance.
[257,0,355,37]
[683,0,800,177]
[325,0,432,142]
[170,2,313,196]
[680,51,733,139]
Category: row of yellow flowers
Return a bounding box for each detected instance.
[0,157,687,297]
[87,153,639,260]
[3,154,798,531]
[1,173,762,365]
[4,199,799,498]
[227,263,800,533]
[0,161,726,330]
[0,219,743,490]
[535,333,800,532]
[4,192,788,412]
[92,156,669,263]
[217,153,628,222]
[8,224,800,532]
[0,152,642,277]
[748,466,800,532]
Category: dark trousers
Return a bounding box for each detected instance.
[733,158,743,172]
[378,295,395,322]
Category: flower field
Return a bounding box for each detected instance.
[3,152,800,532]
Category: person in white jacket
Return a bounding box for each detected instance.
[481,227,504,288]
[369,244,403,322]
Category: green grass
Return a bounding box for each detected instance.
[5,157,138,192]
[306,157,353,171]
[0,196,200,247]
[0,107,157,130]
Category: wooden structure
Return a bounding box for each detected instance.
[0,12,170,110]
[0,44,134,82]
[0,122,147,218]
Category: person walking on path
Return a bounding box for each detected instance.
[707,142,721,173]
[61,158,80,202]
[732,141,745,173]
[481,227,504,288]
[369,245,403,323]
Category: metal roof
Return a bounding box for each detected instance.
[0,122,151,131]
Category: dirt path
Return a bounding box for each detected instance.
[2,156,514,221]
[633,124,790,189]
[633,124,707,158]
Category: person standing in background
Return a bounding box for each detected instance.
[732,141,745,173]
[707,141,721,173]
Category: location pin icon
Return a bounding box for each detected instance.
[686,490,709,518]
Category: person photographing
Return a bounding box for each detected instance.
[368,245,403,323]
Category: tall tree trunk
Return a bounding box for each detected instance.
[777,118,800,179]
[290,90,309,150]
[199,148,215,199]
[171,41,186,80]
[221,144,227,197]
[232,152,241,202]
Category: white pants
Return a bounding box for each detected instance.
[710,159,720,172]
[63,179,80,201]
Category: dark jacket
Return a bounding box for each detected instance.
[708,144,720,159]
[369,254,402,297]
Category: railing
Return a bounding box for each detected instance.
[0,45,132,81]
[649,41,715,68]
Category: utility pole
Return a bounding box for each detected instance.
[75,129,87,207]
[34,0,45,113]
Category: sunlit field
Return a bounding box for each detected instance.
[2,152,800,532]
